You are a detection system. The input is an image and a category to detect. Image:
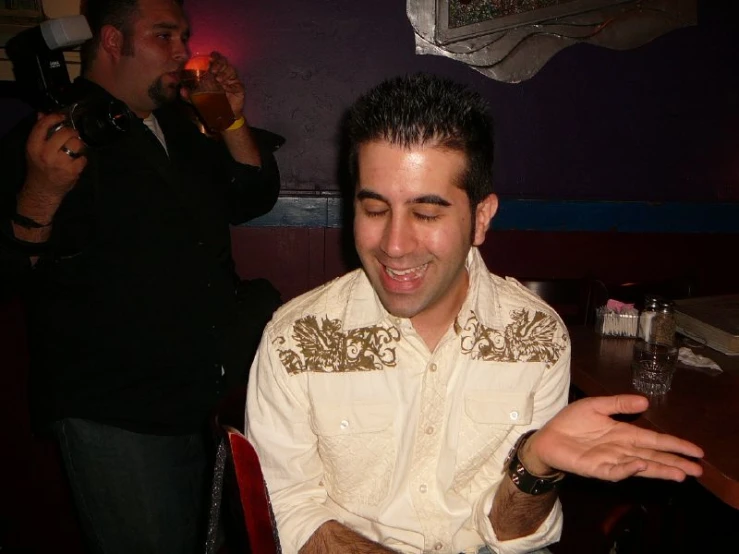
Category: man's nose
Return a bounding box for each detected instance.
[380,215,416,258]
[172,40,189,63]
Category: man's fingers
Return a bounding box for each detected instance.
[632,429,705,459]
[597,458,648,481]
[634,447,704,476]
[580,395,704,459]
[609,394,650,415]
[28,113,67,151]
[208,51,239,81]
[633,460,700,482]
[208,51,227,72]
[572,394,650,419]
[613,423,705,459]
[598,451,702,482]
[46,126,83,155]
[59,136,87,160]
[31,113,85,156]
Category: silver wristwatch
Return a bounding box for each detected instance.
[503,430,565,495]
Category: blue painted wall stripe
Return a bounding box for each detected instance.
[243,197,739,233]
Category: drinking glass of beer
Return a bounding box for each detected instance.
[180,54,236,133]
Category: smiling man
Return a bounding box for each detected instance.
[246,73,702,554]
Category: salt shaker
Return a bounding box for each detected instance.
[637,295,661,342]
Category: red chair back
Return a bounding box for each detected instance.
[224,426,281,554]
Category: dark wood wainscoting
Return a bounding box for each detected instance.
[232,227,737,303]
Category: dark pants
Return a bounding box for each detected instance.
[51,418,210,554]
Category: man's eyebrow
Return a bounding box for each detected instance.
[356,190,452,207]
[153,22,188,33]
[356,189,387,202]
[410,195,451,207]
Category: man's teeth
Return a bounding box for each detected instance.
[385,264,428,279]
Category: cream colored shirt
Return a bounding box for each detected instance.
[246,248,570,554]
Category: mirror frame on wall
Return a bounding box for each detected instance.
[407,0,697,83]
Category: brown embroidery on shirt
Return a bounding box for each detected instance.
[275,315,401,375]
[460,309,566,366]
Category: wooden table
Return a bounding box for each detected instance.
[568,326,739,510]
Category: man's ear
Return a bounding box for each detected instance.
[100,25,125,61]
[472,193,498,247]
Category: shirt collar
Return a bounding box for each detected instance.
[455,247,503,332]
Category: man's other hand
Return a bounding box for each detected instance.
[522,395,704,483]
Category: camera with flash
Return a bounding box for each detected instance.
[6,15,132,148]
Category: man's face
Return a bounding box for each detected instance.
[116,0,190,115]
[354,140,497,331]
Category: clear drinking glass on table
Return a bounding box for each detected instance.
[631,299,678,395]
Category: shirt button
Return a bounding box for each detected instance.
[340,419,349,430]
[429,363,437,372]
[425,426,435,435]
[509,411,519,421]
[434,542,443,551]
[419,484,427,493]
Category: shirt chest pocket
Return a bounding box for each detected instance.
[453,392,533,490]
[311,403,396,507]
[465,391,533,427]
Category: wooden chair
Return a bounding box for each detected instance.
[205,388,281,554]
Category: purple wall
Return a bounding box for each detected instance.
[184,0,739,202]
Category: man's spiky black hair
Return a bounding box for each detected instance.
[345,72,495,207]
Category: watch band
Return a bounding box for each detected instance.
[0,223,50,255]
[11,212,52,229]
[504,430,565,495]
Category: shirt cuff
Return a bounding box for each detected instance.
[474,485,563,554]
[273,498,339,553]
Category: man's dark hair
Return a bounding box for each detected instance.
[345,73,495,208]
[80,0,184,72]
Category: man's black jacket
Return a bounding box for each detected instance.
[0,80,281,435]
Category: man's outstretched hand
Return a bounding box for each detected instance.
[522,395,704,482]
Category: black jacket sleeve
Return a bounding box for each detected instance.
[0,115,41,302]
[222,127,282,225]
[157,102,282,226]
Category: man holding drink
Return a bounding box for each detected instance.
[0,0,280,552]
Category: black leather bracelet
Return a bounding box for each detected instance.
[0,224,50,256]
[11,212,53,229]
[503,430,565,495]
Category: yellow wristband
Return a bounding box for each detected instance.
[225,116,246,132]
